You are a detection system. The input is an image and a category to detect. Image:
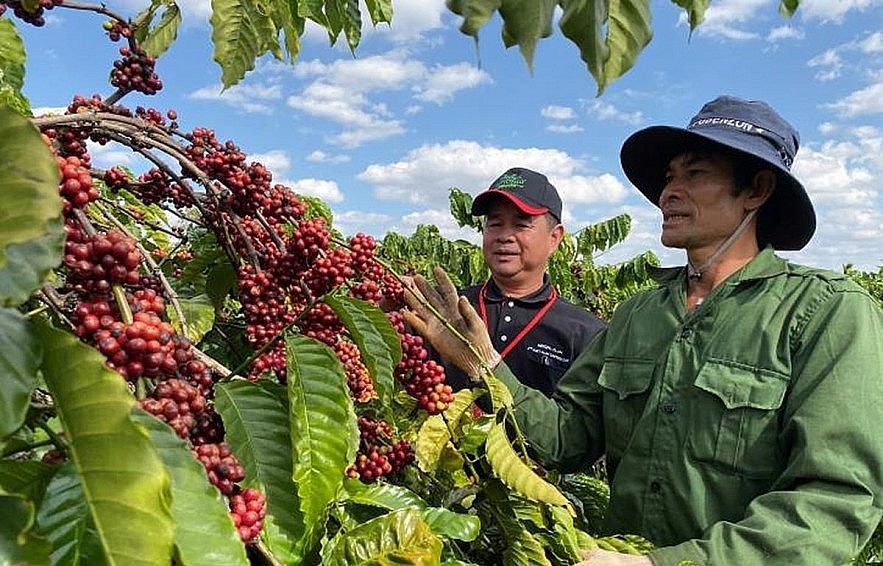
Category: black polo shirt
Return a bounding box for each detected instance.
[439,276,606,396]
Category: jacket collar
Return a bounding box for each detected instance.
[648,246,790,287]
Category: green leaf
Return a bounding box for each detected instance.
[415,388,477,473]
[132,0,160,43]
[132,409,249,566]
[498,0,556,70]
[601,0,652,94]
[0,105,63,306]
[35,322,175,566]
[324,295,401,404]
[421,507,481,542]
[214,379,304,561]
[141,3,182,58]
[321,507,442,566]
[484,418,571,510]
[210,0,270,87]
[35,462,108,566]
[337,0,362,52]
[0,309,40,441]
[0,460,56,509]
[0,493,51,565]
[448,188,482,232]
[168,294,216,343]
[286,334,359,558]
[364,0,393,24]
[672,0,710,29]
[559,0,609,95]
[0,20,31,116]
[343,478,426,510]
[205,261,237,308]
[447,0,502,37]
[778,0,800,18]
[576,214,631,257]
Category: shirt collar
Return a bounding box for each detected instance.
[648,246,789,287]
[485,275,554,304]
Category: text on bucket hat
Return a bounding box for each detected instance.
[471,167,563,223]
[619,95,816,251]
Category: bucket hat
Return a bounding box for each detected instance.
[620,95,815,250]
[472,167,562,223]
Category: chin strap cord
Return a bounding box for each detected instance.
[687,209,758,280]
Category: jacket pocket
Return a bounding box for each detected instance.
[597,359,655,463]
[688,359,788,479]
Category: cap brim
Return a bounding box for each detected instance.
[471,189,549,217]
[620,126,816,251]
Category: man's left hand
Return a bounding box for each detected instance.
[576,550,653,565]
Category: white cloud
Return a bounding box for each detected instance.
[189,83,282,114]
[330,210,395,238]
[583,99,644,124]
[283,178,345,203]
[546,124,584,134]
[306,150,351,164]
[86,141,139,169]
[31,106,68,117]
[249,150,291,178]
[807,48,844,81]
[400,209,481,243]
[287,51,488,147]
[767,25,804,42]
[858,31,883,53]
[681,0,766,40]
[824,82,883,117]
[799,0,883,23]
[414,63,492,104]
[541,105,577,120]
[818,121,838,135]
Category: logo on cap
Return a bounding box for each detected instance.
[492,173,527,191]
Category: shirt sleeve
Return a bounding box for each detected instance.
[650,287,883,566]
[494,328,607,473]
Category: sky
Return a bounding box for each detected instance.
[16,0,883,271]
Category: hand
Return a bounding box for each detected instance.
[401,267,500,381]
[576,549,653,565]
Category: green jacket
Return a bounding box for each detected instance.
[495,248,883,565]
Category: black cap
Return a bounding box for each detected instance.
[620,95,815,251]
[471,167,562,222]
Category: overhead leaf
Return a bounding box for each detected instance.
[324,295,401,404]
[0,493,51,565]
[0,20,31,116]
[214,379,304,561]
[498,0,555,70]
[321,507,442,565]
[36,321,175,566]
[338,0,363,52]
[484,418,571,510]
[210,0,270,87]
[132,409,249,566]
[266,0,305,67]
[415,388,477,473]
[141,3,182,58]
[558,0,609,95]
[672,0,710,29]
[168,294,215,343]
[35,462,108,566]
[0,309,41,441]
[600,0,653,94]
[778,0,799,17]
[446,0,502,37]
[448,188,482,232]
[364,0,393,24]
[0,105,63,306]
[0,460,56,510]
[132,0,161,43]
[286,334,359,558]
[576,214,631,257]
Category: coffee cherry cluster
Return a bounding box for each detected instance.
[0,0,61,26]
[229,487,267,544]
[63,229,142,293]
[390,315,454,415]
[111,46,162,95]
[92,311,175,380]
[346,416,414,482]
[139,378,207,438]
[334,339,377,403]
[57,155,99,211]
[194,442,246,495]
[102,19,132,42]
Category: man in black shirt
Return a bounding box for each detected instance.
[441,167,606,396]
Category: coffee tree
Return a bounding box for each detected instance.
[0,3,654,565]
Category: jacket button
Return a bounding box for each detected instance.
[662,402,677,414]
[680,328,693,339]
[650,480,661,493]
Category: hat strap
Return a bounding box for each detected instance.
[687,208,758,280]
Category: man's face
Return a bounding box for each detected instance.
[658,151,751,251]
[482,198,563,286]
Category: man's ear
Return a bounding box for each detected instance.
[550,223,564,249]
[746,169,776,211]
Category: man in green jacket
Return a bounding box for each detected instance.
[403,95,883,565]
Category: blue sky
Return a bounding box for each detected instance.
[17,0,883,271]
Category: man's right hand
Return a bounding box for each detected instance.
[402,267,501,382]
